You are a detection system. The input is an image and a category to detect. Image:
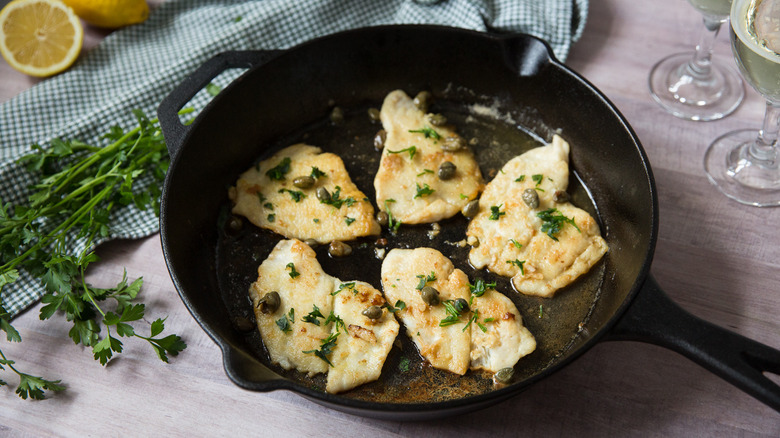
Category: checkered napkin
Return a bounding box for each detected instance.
[0,0,587,317]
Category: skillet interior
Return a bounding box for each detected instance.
[160,26,655,415]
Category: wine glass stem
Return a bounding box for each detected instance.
[750,101,780,163]
[687,15,725,79]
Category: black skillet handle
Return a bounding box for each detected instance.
[606,275,780,412]
[157,50,281,160]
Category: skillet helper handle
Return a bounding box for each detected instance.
[607,275,780,412]
[157,50,281,160]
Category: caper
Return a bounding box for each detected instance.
[304,238,318,248]
[373,129,387,151]
[413,91,432,112]
[257,291,281,314]
[553,190,569,203]
[225,215,244,235]
[233,316,255,333]
[494,367,514,384]
[330,106,344,125]
[522,188,540,208]
[328,241,352,257]
[441,135,465,152]
[367,107,381,123]
[428,113,447,126]
[420,286,440,306]
[454,298,470,313]
[362,305,383,320]
[462,199,480,218]
[376,210,389,226]
[293,175,315,189]
[438,161,456,180]
[316,186,331,202]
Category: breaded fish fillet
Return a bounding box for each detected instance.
[249,239,399,393]
[466,135,608,297]
[231,144,380,243]
[381,247,536,375]
[374,90,483,224]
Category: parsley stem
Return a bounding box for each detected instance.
[0,184,115,272]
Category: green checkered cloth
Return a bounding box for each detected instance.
[0,0,587,317]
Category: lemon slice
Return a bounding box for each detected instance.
[0,0,83,77]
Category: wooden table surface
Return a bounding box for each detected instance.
[1,0,779,436]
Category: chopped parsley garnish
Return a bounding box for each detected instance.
[256,192,266,203]
[463,309,487,333]
[416,271,437,290]
[331,282,356,296]
[414,183,435,199]
[384,300,406,313]
[276,316,291,333]
[276,308,295,333]
[302,332,339,367]
[345,217,356,226]
[440,300,468,327]
[515,175,526,182]
[387,146,416,160]
[266,157,291,180]
[459,193,469,199]
[267,214,275,222]
[538,305,544,318]
[510,239,522,249]
[313,218,320,223]
[320,185,356,209]
[537,208,580,241]
[469,278,496,298]
[263,202,274,210]
[484,317,495,323]
[532,174,545,192]
[302,304,325,326]
[286,262,300,278]
[399,357,411,373]
[278,188,306,202]
[488,204,505,220]
[310,166,326,179]
[417,169,434,177]
[507,259,525,275]
[324,311,346,333]
[408,126,441,140]
[384,199,402,233]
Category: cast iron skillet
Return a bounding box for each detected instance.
[156,26,780,419]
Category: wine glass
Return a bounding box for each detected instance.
[649,0,745,121]
[704,0,780,206]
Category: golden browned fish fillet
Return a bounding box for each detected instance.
[231,144,380,243]
[466,135,608,298]
[249,239,399,393]
[374,90,484,224]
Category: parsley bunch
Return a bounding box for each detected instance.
[0,109,189,400]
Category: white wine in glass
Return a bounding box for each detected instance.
[704,0,780,206]
[649,0,744,121]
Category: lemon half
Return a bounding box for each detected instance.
[0,0,84,77]
[62,0,149,29]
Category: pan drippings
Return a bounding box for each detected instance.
[215,95,606,404]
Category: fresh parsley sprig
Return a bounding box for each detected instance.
[0,109,189,400]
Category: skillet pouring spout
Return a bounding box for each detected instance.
[607,275,780,412]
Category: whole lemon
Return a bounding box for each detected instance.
[62,0,149,28]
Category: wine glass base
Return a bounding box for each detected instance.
[649,52,744,121]
[704,129,780,207]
